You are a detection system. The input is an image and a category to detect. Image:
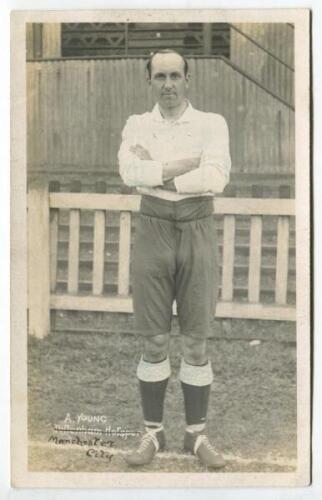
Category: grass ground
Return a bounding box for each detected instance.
[28,319,297,473]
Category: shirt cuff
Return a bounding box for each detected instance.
[125,160,163,187]
[174,175,186,194]
[174,169,204,194]
[174,166,228,194]
[139,160,163,187]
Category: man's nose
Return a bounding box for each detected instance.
[163,76,173,88]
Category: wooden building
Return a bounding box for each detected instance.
[26,22,294,197]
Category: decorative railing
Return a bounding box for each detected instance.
[28,181,296,339]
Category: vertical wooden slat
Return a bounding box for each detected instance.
[92,210,106,295]
[26,23,34,60]
[275,216,290,304]
[33,23,43,59]
[44,63,53,168]
[36,64,44,165]
[221,215,236,301]
[248,216,262,302]
[27,63,35,165]
[68,209,80,293]
[50,209,59,292]
[124,23,129,56]
[53,62,62,168]
[203,24,212,55]
[42,23,62,58]
[28,179,50,338]
[118,211,131,296]
[89,59,96,167]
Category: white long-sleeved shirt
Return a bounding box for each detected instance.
[118,101,231,201]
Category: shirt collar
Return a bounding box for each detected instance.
[151,100,196,124]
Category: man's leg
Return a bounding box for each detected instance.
[181,337,210,433]
[125,334,171,466]
[126,198,176,466]
[138,334,170,432]
[180,336,225,468]
[176,207,224,468]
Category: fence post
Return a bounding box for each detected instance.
[221,215,236,301]
[275,216,290,304]
[28,178,50,338]
[118,211,132,296]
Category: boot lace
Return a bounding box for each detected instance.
[137,431,159,452]
[195,434,219,456]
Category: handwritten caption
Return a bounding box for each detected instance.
[49,413,141,462]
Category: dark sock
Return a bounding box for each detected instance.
[181,382,211,426]
[139,378,169,424]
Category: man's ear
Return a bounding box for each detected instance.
[185,72,191,87]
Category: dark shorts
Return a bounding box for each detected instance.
[132,195,220,339]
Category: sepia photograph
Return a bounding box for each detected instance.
[11,9,310,488]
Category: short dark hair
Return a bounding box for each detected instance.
[146,49,189,79]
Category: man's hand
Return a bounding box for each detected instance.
[159,179,177,192]
[130,144,152,160]
[162,157,200,181]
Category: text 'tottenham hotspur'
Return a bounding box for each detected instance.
[53,413,141,440]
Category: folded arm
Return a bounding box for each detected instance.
[118,117,163,187]
[118,113,231,194]
[118,116,200,188]
[129,146,200,181]
[174,114,231,194]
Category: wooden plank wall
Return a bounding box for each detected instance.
[230,23,294,105]
[27,58,295,178]
[231,23,294,68]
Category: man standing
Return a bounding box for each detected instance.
[118,49,231,468]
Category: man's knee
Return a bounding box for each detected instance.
[143,334,169,362]
[183,336,207,365]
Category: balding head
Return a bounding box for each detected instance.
[146,49,189,79]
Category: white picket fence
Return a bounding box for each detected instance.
[28,181,296,338]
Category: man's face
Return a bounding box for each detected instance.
[149,53,189,109]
